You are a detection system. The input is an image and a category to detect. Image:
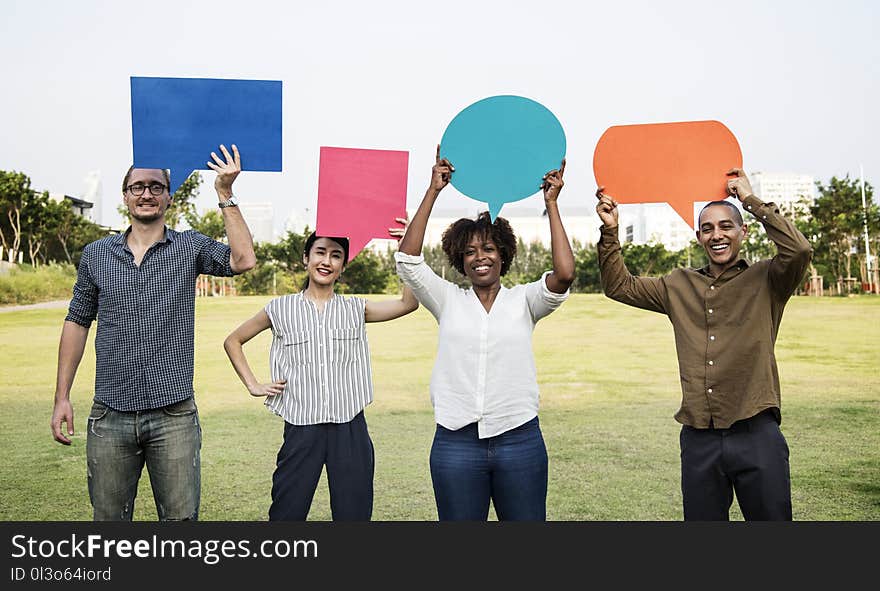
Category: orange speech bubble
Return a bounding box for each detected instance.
[593,120,742,229]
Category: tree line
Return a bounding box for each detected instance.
[1,169,877,295]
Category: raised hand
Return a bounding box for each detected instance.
[726,167,753,202]
[595,186,619,227]
[430,144,455,193]
[388,214,410,241]
[542,159,566,203]
[208,144,241,195]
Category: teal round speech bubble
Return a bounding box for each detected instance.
[440,95,566,219]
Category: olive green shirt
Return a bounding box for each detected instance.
[597,194,812,429]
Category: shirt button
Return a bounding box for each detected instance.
[710,335,715,341]
[710,286,715,290]
[708,388,713,394]
[708,360,714,365]
[708,309,714,314]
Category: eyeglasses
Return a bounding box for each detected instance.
[126,182,167,196]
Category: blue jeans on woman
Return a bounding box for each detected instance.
[429,416,548,521]
[85,397,202,521]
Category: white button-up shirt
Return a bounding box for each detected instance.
[395,252,569,438]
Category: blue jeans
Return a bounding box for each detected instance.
[85,398,201,521]
[429,416,548,521]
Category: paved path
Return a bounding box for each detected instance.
[0,299,70,313]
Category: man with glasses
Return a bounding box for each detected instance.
[51,144,257,521]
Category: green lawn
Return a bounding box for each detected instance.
[1,294,877,521]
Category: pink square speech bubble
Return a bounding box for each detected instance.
[315,146,409,261]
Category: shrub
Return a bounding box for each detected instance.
[0,263,76,305]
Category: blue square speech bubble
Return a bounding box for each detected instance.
[131,76,282,194]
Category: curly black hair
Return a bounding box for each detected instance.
[441,211,517,276]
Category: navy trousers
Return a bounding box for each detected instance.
[680,409,792,521]
[269,411,374,521]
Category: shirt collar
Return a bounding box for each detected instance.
[299,290,337,306]
[696,257,750,278]
[113,226,175,250]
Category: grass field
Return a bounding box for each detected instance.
[1,294,877,521]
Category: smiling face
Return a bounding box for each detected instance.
[697,203,748,276]
[441,212,517,284]
[303,237,346,288]
[122,168,171,223]
[462,233,502,288]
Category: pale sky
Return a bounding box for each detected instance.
[2,0,877,235]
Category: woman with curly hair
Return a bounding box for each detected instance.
[395,146,575,520]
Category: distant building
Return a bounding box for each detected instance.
[48,192,95,220]
[420,204,700,251]
[615,171,819,250]
[238,202,275,244]
[748,171,816,213]
[301,171,818,256]
[618,203,698,251]
[413,171,818,252]
[284,208,314,235]
[82,170,103,225]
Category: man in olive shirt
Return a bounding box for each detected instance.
[595,168,812,520]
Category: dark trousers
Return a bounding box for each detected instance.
[268,411,374,521]
[680,409,792,521]
[429,417,548,521]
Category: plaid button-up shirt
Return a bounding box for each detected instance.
[65,227,235,411]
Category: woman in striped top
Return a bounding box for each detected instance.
[224,226,418,521]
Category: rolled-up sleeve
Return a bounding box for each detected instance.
[193,231,234,277]
[526,270,570,322]
[394,251,454,321]
[65,244,98,327]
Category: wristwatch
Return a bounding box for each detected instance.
[218,195,239,209]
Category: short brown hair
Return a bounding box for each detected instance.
[441,211,517,276]
[121,166,171,194]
